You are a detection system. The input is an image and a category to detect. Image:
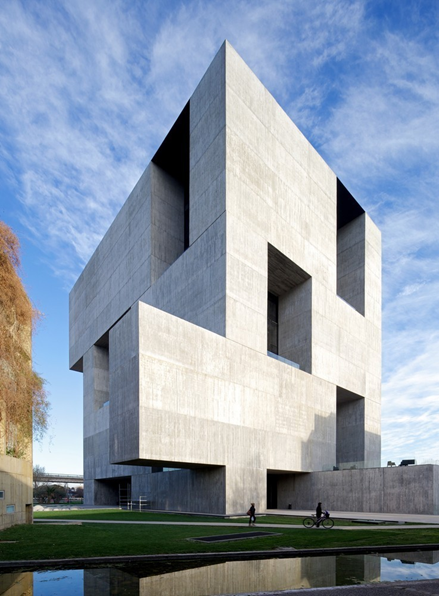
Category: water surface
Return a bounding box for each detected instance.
[1,550,439,595]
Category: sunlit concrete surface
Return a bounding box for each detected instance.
[70,41,385,515]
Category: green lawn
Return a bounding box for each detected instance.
[0,510,437,562]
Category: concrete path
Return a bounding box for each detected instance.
[269,509,439,525]
[34,508,439,530]
[35,518,439,531]
[34,506,439,525]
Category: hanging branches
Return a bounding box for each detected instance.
[0,221,50,458]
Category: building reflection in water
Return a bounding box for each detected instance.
[3,552,439,595]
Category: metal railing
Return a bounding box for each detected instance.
[119,496,151,511]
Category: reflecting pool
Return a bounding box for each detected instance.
[1,551,439,595]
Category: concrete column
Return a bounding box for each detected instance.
[225,466,267,516]
[83,344,111,504]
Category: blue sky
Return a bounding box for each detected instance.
[1,0,438,474]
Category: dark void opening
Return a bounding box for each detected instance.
[336,180,366,315]
[267,292,279,354]
[267,474,278,509]
[337,179,364,229]
[93,476,131,506]
[152,102,190,249]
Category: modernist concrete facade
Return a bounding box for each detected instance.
[70,42,383,515]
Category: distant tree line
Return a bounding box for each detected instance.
[33,465,83,503]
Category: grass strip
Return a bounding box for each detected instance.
[1,520,439,561]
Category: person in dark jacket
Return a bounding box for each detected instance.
[248,503,256,526]
[316,502,322,527]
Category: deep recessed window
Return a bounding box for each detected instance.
[336,387,365,469]
[337,179,364,230]
[337,179,366,315]
[94,334,109,410]
[152,101,190,253]
[267,292,279,354]
[267,244,312,373]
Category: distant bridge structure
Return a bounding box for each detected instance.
[34,473,83,485]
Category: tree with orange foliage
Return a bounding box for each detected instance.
[0,221,50,458]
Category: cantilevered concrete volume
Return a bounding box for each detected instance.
[70,41,439,515]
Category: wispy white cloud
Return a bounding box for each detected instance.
[0,0,367,282]
[0,0,181,280]
[319,35,439,191]
[381,331,439,463]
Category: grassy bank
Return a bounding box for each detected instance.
[0,511,437,561]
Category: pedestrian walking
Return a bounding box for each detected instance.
[247,502,256,526]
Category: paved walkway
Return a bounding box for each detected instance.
[34,505,439,524]
[35,518,439,531]
[34,507,439,531]
[270,509,439,525]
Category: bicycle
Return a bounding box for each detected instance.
[303,513,334,529]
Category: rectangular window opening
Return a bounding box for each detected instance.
[336,386,365,469]
[267,244,312,373]
[336,179,366,315]
[151,101,190,281]
[93,335,109,411]
[267,292,279,355]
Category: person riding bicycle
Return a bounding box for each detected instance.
[316,502,322,527]
[316,503,330,527]
[303,508,333,529]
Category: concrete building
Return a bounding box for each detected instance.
[70,41,383,515]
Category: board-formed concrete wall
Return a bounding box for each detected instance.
[0,455,32,530]
[70,41,383,514]
[278,465,439,515]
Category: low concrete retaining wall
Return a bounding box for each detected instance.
[277,464,439,515]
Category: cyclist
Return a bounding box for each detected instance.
[316,502,322,527]
[316,503,330,527]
